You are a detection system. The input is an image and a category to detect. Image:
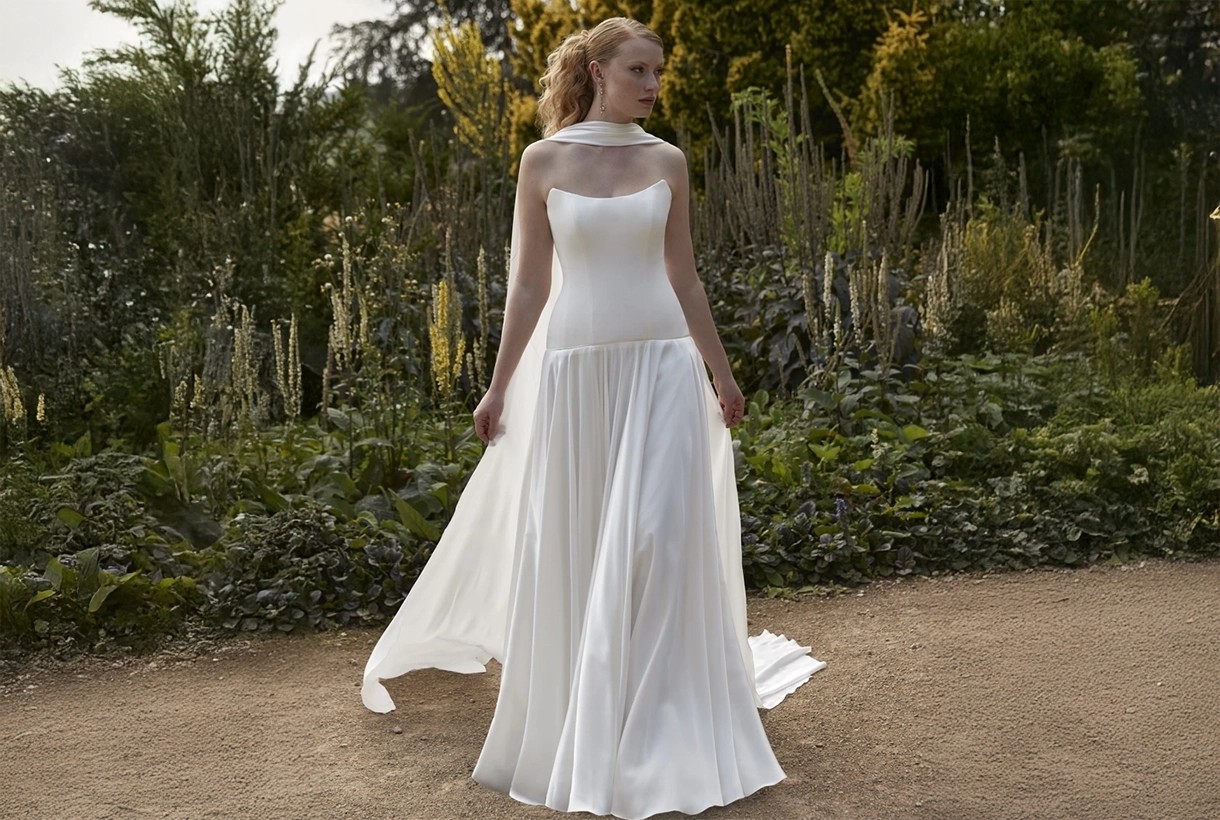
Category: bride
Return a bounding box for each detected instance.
[362,17,824,819]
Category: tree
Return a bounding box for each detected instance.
[335,0,515,117]
[432,16,525,162]
[646,0,896,156]
[0,0,371,387]
[1120,0,1220,150]
[508,0,583,91]
[856,2,1145,168]
[77,0,369,311]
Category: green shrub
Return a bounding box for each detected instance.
[0,458,46,566]
[736,351,1220,591]
[201,498,433,633]
[1,548,200,653]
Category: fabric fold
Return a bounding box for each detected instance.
[471,337,787,818]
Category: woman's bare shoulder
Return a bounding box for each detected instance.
[517,140,562,197]
[652,142,690,188]
[653,140,686,161]
[641,138,682,163]
[519,139,559,173]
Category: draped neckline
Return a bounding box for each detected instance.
[547,120,664,146]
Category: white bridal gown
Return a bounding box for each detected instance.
[362,121,825,820]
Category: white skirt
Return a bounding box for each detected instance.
[470,336,812,819]
[360,333,825,819]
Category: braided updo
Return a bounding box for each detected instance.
[536,17,663,137]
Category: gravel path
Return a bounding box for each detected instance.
[3,558,1218,819]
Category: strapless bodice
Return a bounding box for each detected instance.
[544,179,689,350]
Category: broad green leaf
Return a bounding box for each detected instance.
[810,444,841,462]
[25,589,56,608]
[73,430,92,457]
[140,466,175,495]
[44,558,64,591]
[89,585,119,613]
[161,437,187,496]
[354,437,393,450]
[258,484,291,512]
[326,407,353,432]
[326,472,359,496]
[77,548,100,585]
[901,424,930,442]
[799,388,834,409]
[968,356,1000,371]
[57,507,87,529]
[392,496,441,541]
[325,499,357,519]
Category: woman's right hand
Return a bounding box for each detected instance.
[714,374,746,428]
[473,388,506,444]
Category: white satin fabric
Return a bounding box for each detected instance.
[361,121,825,819]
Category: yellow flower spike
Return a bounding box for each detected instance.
[1,367,26,425]
[429,278,467,402]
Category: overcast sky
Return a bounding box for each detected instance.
[0,0,390,89]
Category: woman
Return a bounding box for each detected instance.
[363,17,824,819]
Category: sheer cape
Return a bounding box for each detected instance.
[361,120,823,715]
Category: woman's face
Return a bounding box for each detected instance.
[591,37,663,121]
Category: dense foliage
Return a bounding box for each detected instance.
[736,356,1220,590]
[2,0,1218,655]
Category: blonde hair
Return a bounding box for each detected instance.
[536,17,663,137]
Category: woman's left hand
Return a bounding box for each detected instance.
[714,375,745,428]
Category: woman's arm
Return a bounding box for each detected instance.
[473,145,554,443]
[661,147,745,428]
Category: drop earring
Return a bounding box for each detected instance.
[599,81,606,114]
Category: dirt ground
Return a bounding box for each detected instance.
[2,558,1218,820]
